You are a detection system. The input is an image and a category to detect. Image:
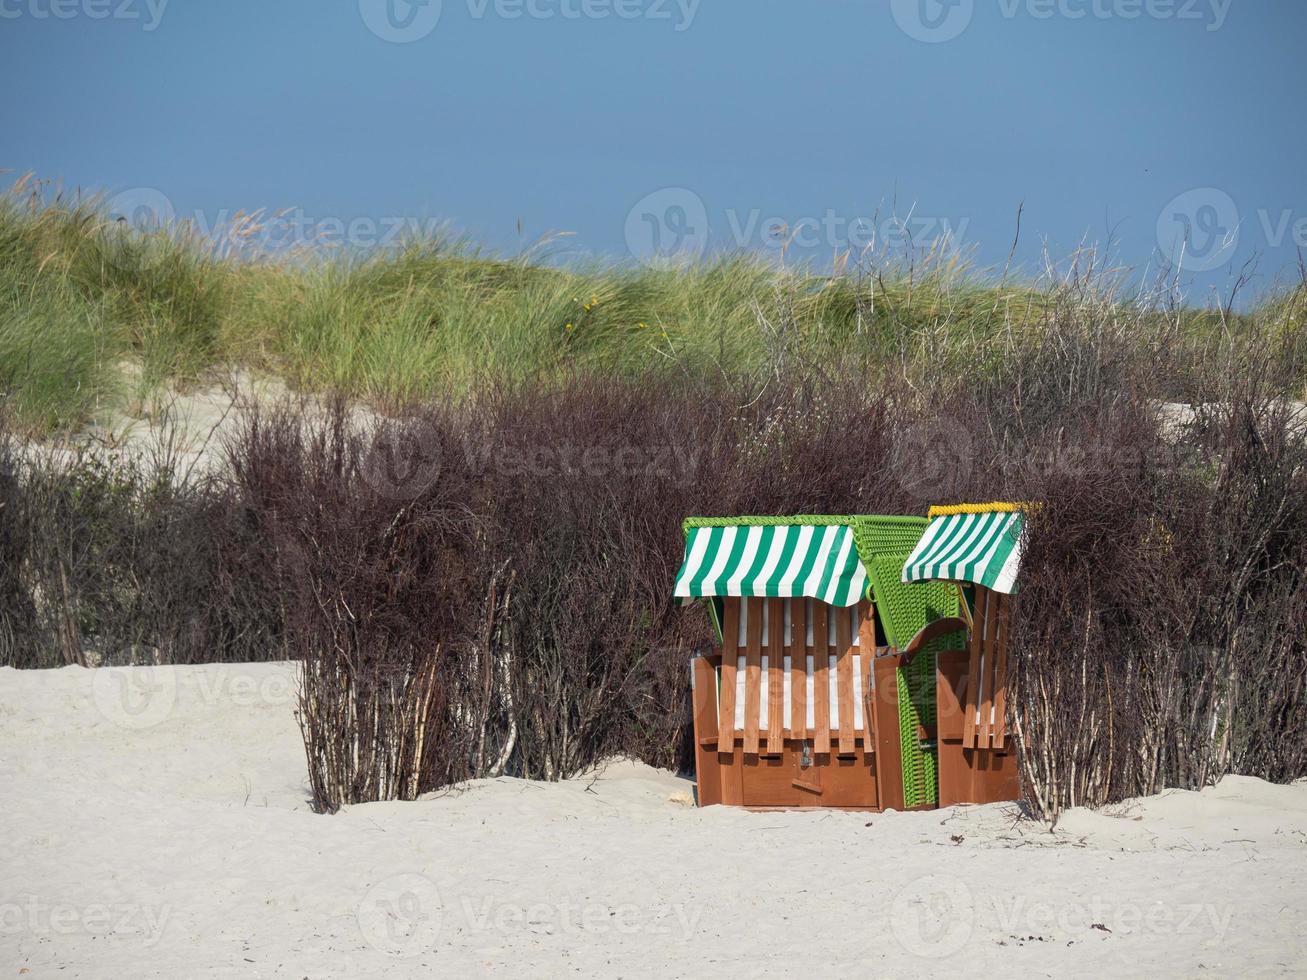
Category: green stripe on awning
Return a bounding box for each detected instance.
[673,524,869,607]
[901,511,1025,594]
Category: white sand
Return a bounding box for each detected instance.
[42,367,378,479]
[2,663,1305,978]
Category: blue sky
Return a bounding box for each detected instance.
[2,0,1303,304]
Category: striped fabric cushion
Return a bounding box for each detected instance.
[673,524,868,608]
[901,511,1024,594]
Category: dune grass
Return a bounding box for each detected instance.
[1,176,1303,435]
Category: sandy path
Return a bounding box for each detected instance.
[2,663,1305,978]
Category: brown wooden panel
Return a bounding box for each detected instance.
[936,741,969,808]
[963,587,988,749]
[935,649,969,742]
[699,735,887,811]
[717,745,744,806]
[718,599,740,752]
[977,585,1001,748]
[939,742,1020,807]
[813,751,878,809]
[723,742,881,810]
[765,598,785,754]
[871,653,905,811]
[789,597,808,741]
[939,646,1019,805]
[836,604,855,757]
[991,593,1010,750]
[965,745,1020,804]
[811,600,831,755]
[739,753,802,807]
[857,602,877,749]
[690,654,722,806]
[743,598,763,756]
[936,651,971,807]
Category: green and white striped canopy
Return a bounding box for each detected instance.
[673,524,869,608]
[901,510,1025,594]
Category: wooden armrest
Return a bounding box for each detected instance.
[901,617,970,662]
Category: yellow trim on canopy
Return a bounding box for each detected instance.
[926,501,1033,519]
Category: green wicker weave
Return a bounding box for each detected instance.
[864,553,959,650]
[849,515,929,570]
[865,551,960,809]
[897,654,940,807]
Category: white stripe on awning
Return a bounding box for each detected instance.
[674,524,869,608]
[901,510,1025,595]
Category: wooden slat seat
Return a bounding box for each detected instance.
[935,584,1019,806]
[705,597,874,752]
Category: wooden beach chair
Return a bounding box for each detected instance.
[677,508,1026,811]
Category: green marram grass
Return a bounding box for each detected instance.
[1,177,1303,435]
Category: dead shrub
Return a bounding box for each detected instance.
[3,327,1303,820]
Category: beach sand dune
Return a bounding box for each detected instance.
[3,662,1304,977]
